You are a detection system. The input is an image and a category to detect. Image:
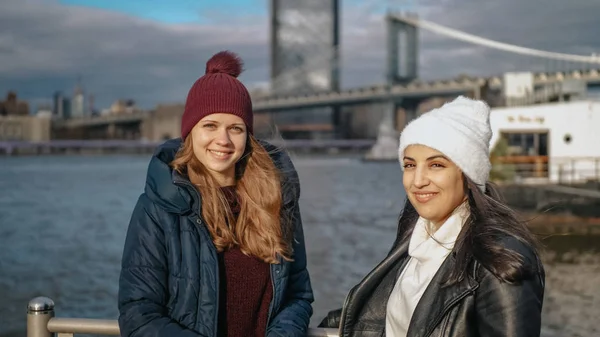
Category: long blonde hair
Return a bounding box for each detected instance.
[170,135,292,264]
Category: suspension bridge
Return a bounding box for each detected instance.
[253,12,599,124]
[48,2,600,143]
[262,9,600,107]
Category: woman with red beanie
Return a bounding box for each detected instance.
[118,51,314,337]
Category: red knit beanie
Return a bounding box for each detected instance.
[181,51,253,139]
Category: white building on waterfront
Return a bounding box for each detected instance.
[489,100,600,184]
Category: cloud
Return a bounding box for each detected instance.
[0,0,598,110]
[341,0,600,85]
[0,0,269,109]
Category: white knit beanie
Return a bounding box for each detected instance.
[398,96,492,192]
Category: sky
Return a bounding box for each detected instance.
[0,0,599,111]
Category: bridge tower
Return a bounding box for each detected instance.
[386,12,419,85]
[382,12,421,131]
[269,0,341,139]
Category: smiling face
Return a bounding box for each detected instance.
[402,144,467,229]
[189,113,247,186]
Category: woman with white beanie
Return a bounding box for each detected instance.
[319,96,545,337]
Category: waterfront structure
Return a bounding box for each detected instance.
[0,115,51,141]
[8,12,600,145]
[490,100,600,184]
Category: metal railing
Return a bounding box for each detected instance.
[491,156,600,184]
[27,297,339,337]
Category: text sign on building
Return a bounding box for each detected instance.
[507,115,545,124]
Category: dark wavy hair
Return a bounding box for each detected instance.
[395,177,542,285]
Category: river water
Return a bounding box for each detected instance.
[0,154,598,337]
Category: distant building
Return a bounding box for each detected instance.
[0,91,30,116]
[110,99,138,115]
[269,0,340,139]
[36,102,53,116]
[0,114,51,141]
[142,103,184,141]
[88,93,97,116]
[53,91,64,118]
[71,79,85,117]
[62,97,72,119]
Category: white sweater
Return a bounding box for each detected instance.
[385,202,469,337]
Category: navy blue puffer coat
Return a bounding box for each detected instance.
[118,138,314,337]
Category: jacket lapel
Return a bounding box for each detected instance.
[341,239,410,335]
[356,238,411,291]
[406,255,479,337]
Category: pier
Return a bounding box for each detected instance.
[0,139,376,156]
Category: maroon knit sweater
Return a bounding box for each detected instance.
[217,186,273,337]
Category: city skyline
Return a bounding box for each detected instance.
[0,0,599,110]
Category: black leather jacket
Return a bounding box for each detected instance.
[319,236,545,337]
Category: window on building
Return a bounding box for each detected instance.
[500,131,549,157]
[538,133,548,156]
[498,131,550,178]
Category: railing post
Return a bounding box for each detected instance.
[27,297,55,337]
[595,158,599,183]
[558,164,563,185]
[571,159,575,184]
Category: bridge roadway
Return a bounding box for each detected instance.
[52,68,600,129]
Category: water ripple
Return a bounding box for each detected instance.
[0,154,597,336]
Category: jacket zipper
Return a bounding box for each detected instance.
[175,179,220,337]
[195,216,219,337]
[265,264,276,337]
